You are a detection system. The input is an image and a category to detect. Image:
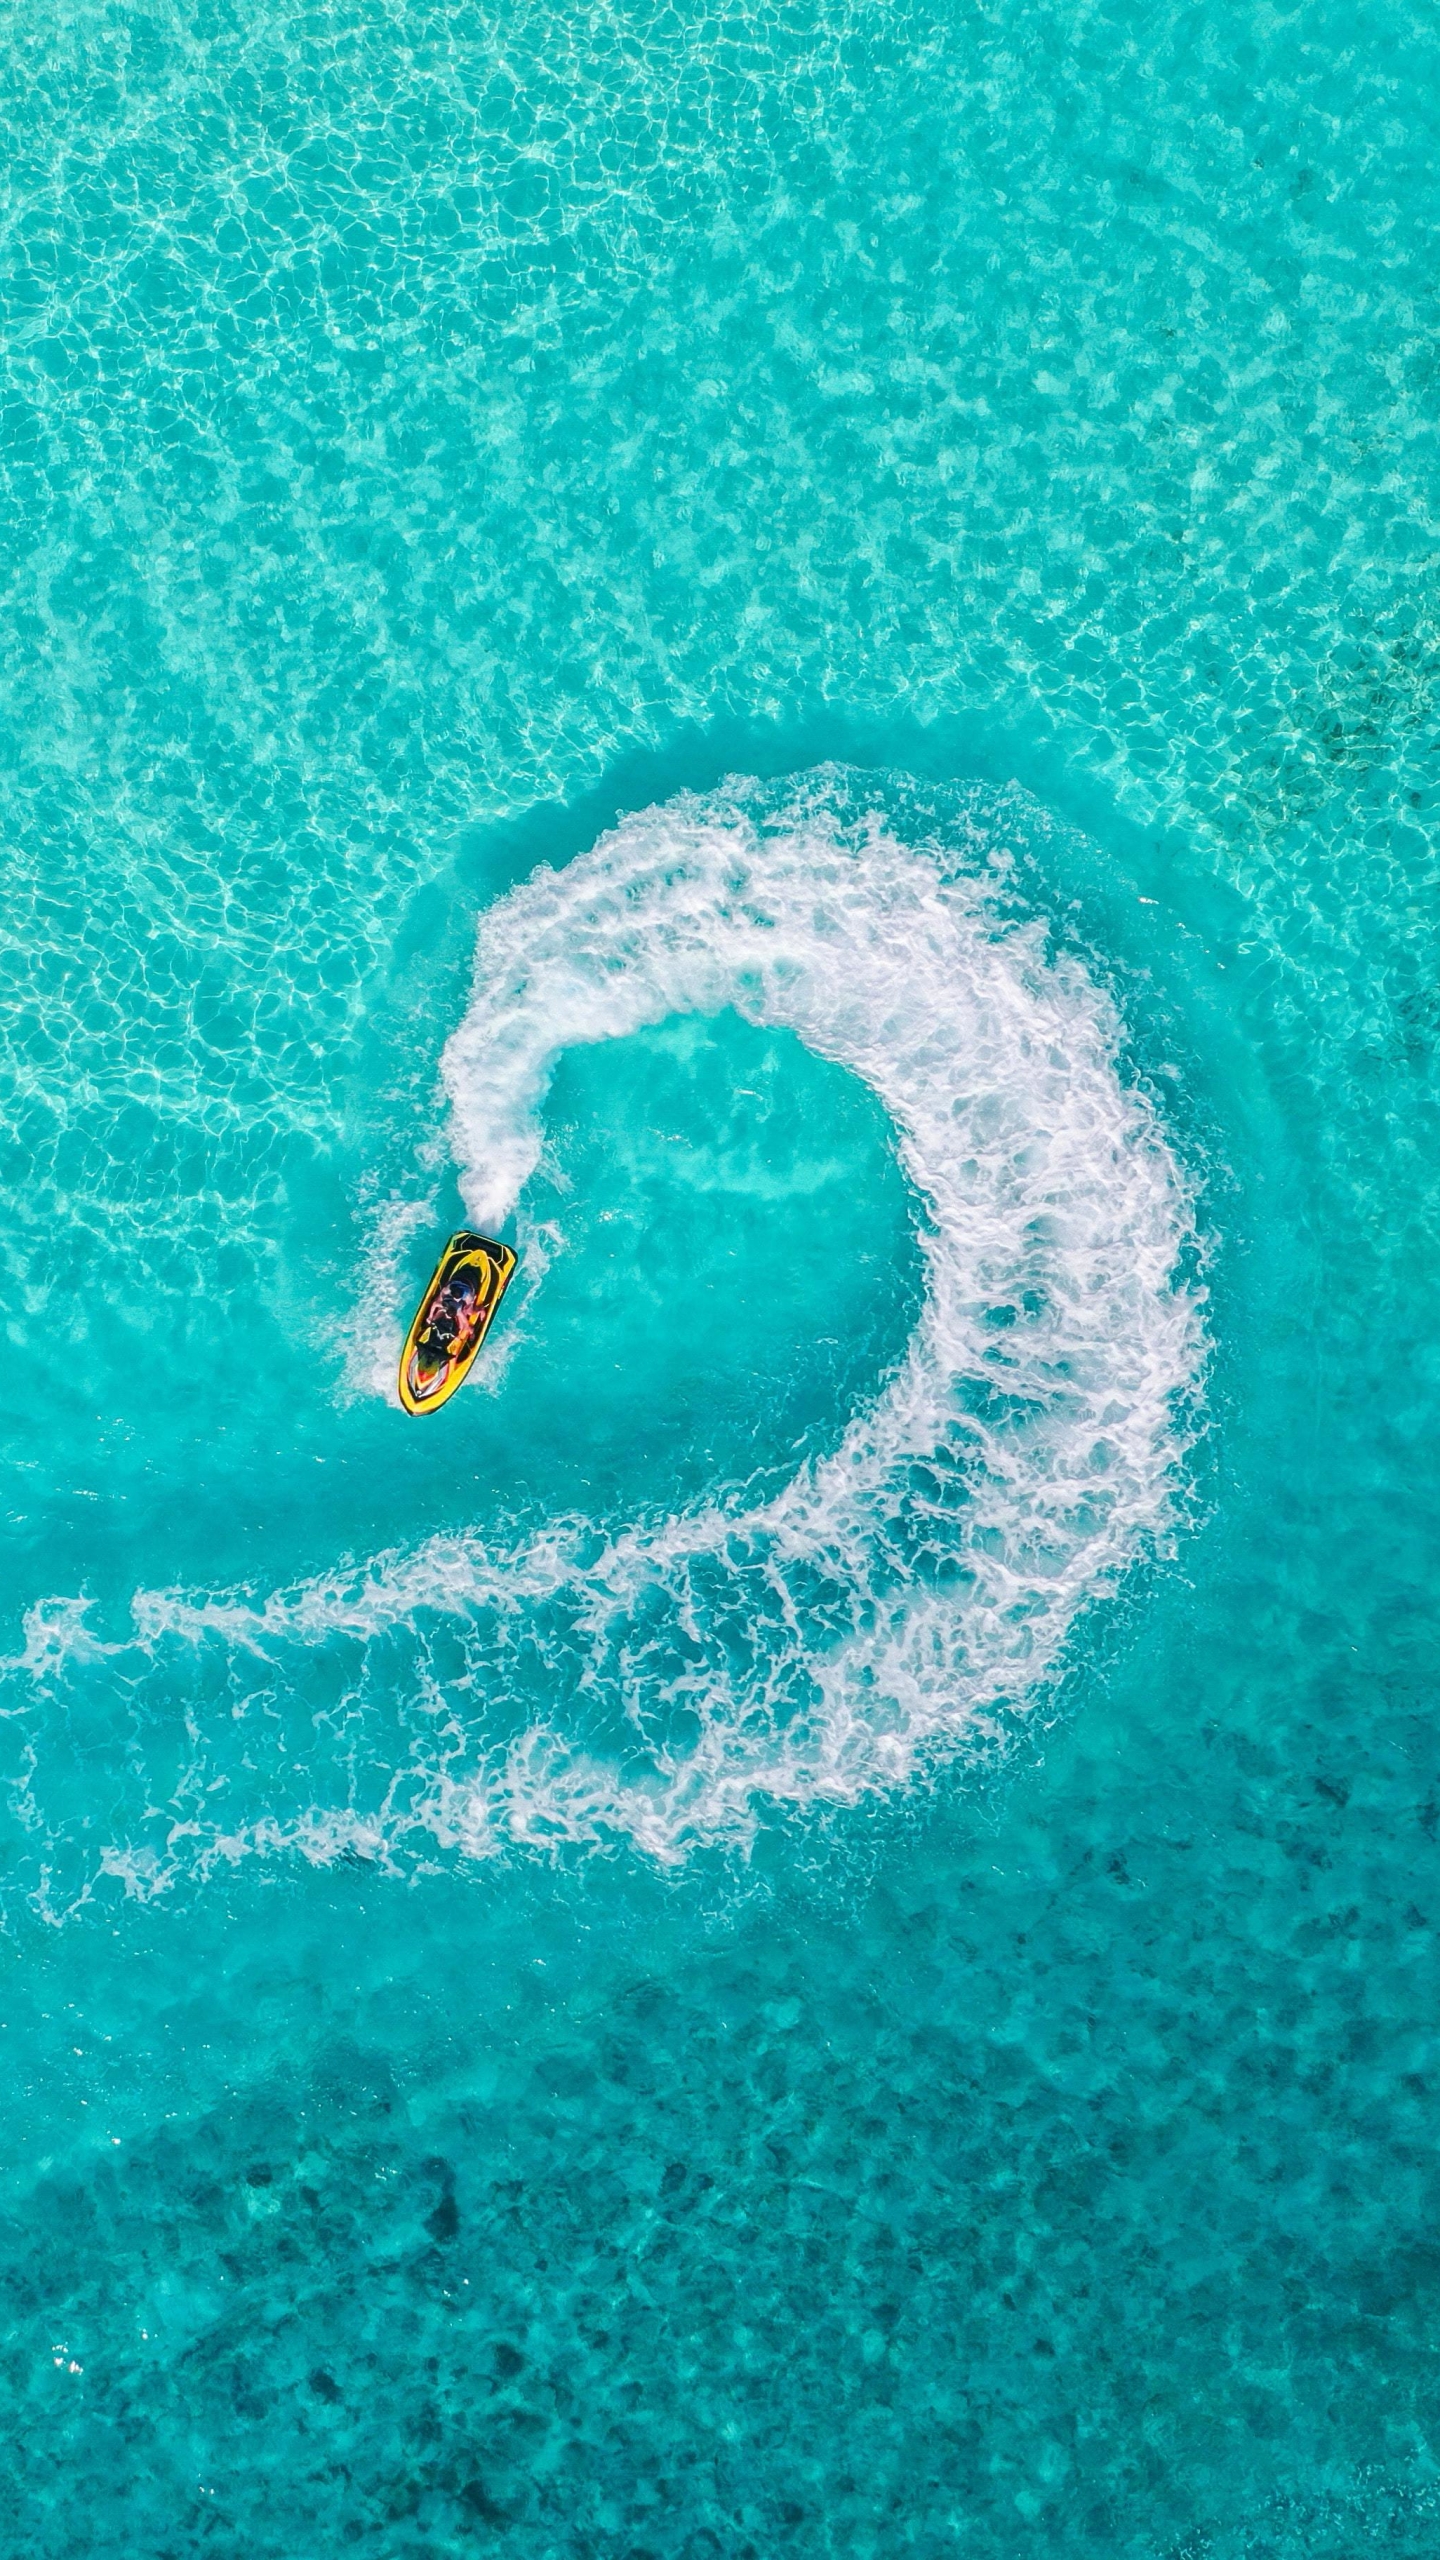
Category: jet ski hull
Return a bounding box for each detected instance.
[397,1230,516,1416]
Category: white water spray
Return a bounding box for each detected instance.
[117,772,1203,1872]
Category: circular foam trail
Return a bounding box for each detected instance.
[105,769,1205,1878]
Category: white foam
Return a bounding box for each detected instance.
[116,772,1205,1873]
[3,1595,116,1687]
[342,1190,435,1406]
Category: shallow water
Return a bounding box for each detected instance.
[2,0,1440,2550]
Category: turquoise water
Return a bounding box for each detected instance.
[2,0,1440,2546]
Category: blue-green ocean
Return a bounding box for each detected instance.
[2,0,1439,2549]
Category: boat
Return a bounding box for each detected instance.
[397,1229,516,1416]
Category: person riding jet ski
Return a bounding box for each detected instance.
[397,1229,517,1416]
[416,1267,483,1362]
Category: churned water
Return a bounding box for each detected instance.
[1,0,1439,2551]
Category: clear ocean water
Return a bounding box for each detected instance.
[2,0,1439,2549]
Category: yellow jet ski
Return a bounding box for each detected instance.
[397,1229,516,1416]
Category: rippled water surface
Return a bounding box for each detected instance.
[2,1,1440,2551]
